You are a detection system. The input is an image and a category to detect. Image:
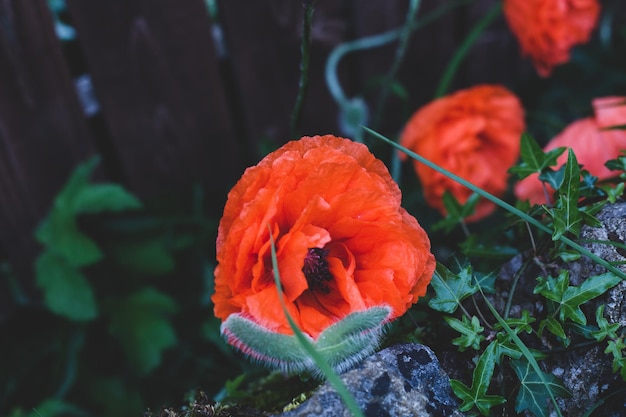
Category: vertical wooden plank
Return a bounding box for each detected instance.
[349,0,466,135]
[66,0,242,216]
[218,0,349,150]
[0,0,96,320]
[461,0,531,88]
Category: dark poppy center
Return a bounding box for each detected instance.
[302,247,333,293]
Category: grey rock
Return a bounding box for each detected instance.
[276,343,464,417]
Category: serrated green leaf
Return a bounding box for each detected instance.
[450,342,505,415]
[535,271,621,325]
[103,287,178,375]
[446,315,485,351]
[428,263,477,313]
[591,305,620,342]
[36,213,103,267]
[551,149,582,240]
[74,183,142,213]
[35,251,98,321]
[509,133,566,179]
[510,358,570,417]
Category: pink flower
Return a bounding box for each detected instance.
[515,97,626,204]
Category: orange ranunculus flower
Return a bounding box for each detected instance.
[503,0,601,77]
[515,96,626,204]
[212,135,435,340]
[400,85,525,222]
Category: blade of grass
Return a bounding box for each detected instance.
[363,126,626,281]
[479,286,565,417]
[268,228,365,417]
[434,2,502,98]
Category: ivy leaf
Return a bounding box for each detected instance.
[510,358,570,417]
[493,310,535,335]
[538,318,567,345]
[433,191,479,232]
[550,149,582,240]
[445,315,485,351]
[103,287,178,375]
[428,263,477,313]
[450,342,506,415]
[591,305,620,342]
[538,165,565,191]
[534,271,621,325]
[35,251,98,321]
[605,152,626,171]
[601,182,625,203]
[509,133,566,179]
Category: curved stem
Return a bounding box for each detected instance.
[290,1,315,138]
[372,0,422,130]
[325,0,475,106]
[434,2,502,98]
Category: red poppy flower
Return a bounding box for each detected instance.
[400,85,525,222]
[212,135,435,341]
[515,97,626,204]
[503,0,601,77]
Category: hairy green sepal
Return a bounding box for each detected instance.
[221,305,391,377]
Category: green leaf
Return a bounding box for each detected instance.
[450,342,505,415]
[550,149,582,240]
[534,271,621,325]
[538,165,565,191]
[103,287,178,375]
[509,133,566,179]
[601,182,625,204]
[73,183,142,213]
[36,213,103,267]
[539,318,567,341]
[428,263,477,313]
[591,305,620,342]
[433,191,479,232]
[510,358,570,417]
[493,310,535,335]
[446,315,485,351]
[35,251,98,321]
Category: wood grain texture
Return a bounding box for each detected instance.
[67,0,242,215]
[0,0,95,318]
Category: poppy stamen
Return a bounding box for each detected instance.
[303,247,333,293]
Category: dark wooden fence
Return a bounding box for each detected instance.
[0,0,622,320]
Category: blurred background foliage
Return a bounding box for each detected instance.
[1,0,626,416]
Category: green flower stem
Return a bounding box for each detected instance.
[372,0,422,130]
[364,126,626,281]
[290,1,315,139]
[434,2,502,98]
[325,0,475,111]
[268,229,365,417]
